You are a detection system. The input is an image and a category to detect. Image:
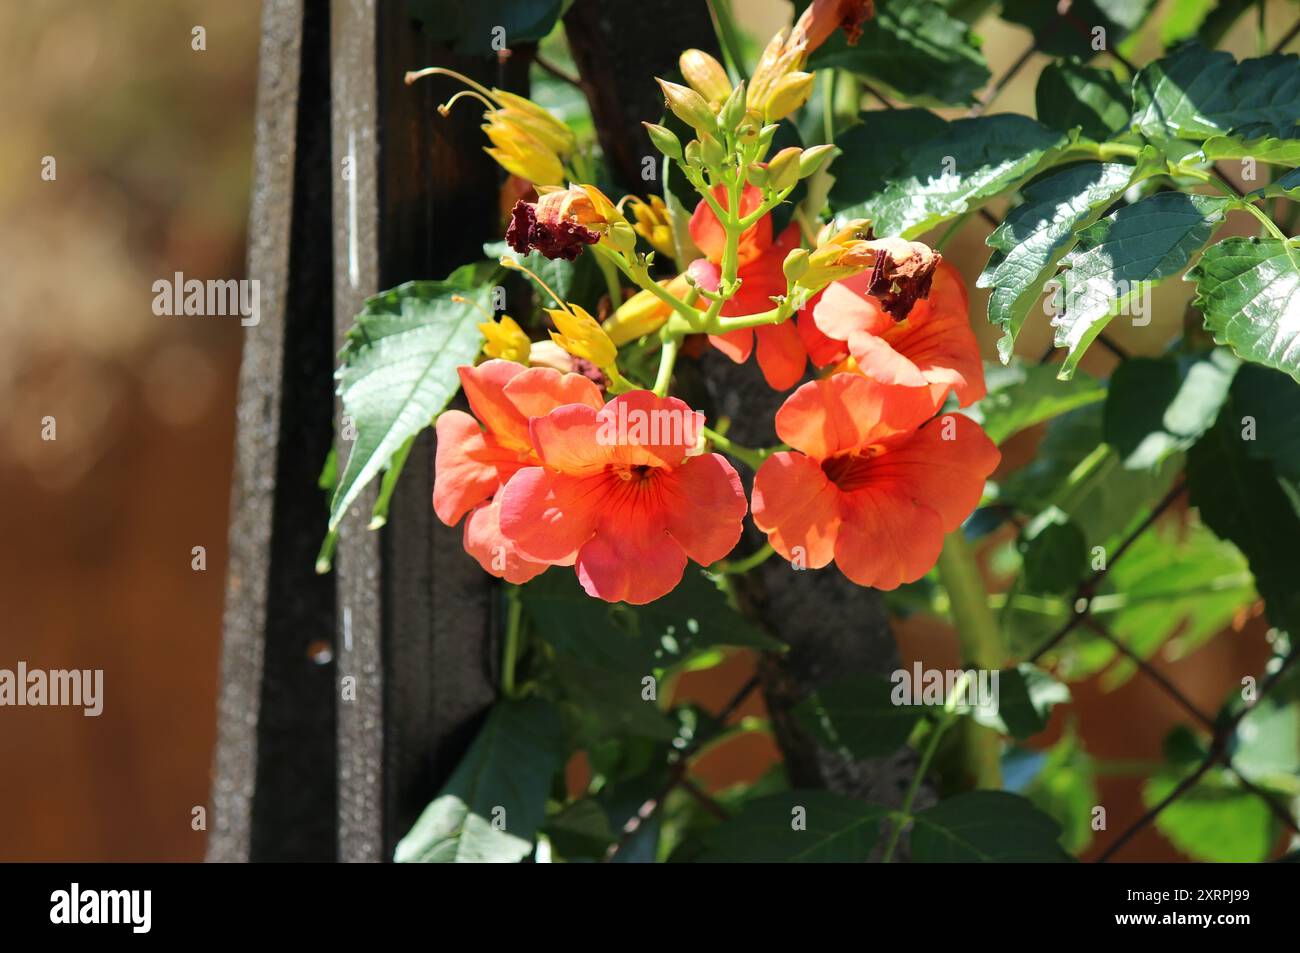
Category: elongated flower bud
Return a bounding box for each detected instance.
[680,49,732,106]
[767,146,802,192]
[643,122,684,161]
[798,143,840,179]
[656,78,717,136]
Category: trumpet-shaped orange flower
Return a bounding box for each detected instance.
[752,373,999,590]
[498,391,747,605]
[433,359,604,583]
[799,258,985,408]
[689,186,808,390]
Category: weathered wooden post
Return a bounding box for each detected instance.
[209,0,521,863]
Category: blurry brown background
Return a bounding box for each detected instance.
[0,0,1287,861]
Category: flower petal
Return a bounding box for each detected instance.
[796,307,850,368]
[462,497,553,584]
[457,360,531,448]
[857,413,1000,530]
[833,486,946,590]
[576,517,688,605]
[754,320,807,390]
[503,365,605,419]
[752,451,840,568]
[497,466,606,561]
[433,410,516,525]
[774,373,936,460]
[659,453,748,565]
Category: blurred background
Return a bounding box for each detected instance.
[0,0,1288,861]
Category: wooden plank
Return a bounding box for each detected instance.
[209,0,338,863]
[330,0,524,861]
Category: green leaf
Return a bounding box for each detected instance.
[806,0,990,107]
[1103,351,1239,470]
[1131,44,1300,141]
[1000,0,1156,59]
[328,274,490,534]
[1018,508,1088,596]
[979,162,1134,359]
[1231,364,1300,480]
[395,698,565,862]
[1188,404,1300,633]
[1251,167,1300,202]
[1023,729,1099,854]
[827,109,950,211]
[542,798,616,860]
[834,114,1069,238]
[1144,769,1276,862]
[795,675,924,759]
[1232,695,1300,783]
[910,791,1072,861]
[521,568,781,677]
[697,790,889,862]
[967,360,1106,444]
[1094,520,1254,686]
[972,664,1071,739]
[1203,135,1300,169]
[410,0,566,54]
[484,239,603,312]
[1000,405,1182,550]
[1051,193,1230,377]
[1189,236,1300,384]
[1035,62,1132,141]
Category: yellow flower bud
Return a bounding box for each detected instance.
[656,78,718,136]
[602,274,691,345]
[763,71,815,123]
[627,195,676,260]
[679,49,732,107]
[782,248,809,283]
[767,146,803,192]
[479,315,531,364]
[547,304,619,368]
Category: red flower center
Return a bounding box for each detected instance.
[820,448,883,492]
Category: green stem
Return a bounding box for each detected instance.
[881,669,974,862]
[706,0,748,82]
[821,69,836,145]
[595,253,622,308]
[502,585,523,699]
[652,333,680,397]
[714,542,775,574]
[702,425,769,470]
[935,531,1004,790]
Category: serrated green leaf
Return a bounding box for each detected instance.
[1035,62,1132,141]
[834,114,1069,238]
[910,791,1072,861]
[697,790,889,862]
[967,360,1106,444]
[329,277,489,534]
[827,109,951,211]
[1103,350,1239,470]
[795,674,924,759]
[1131,44,1300,141]
[1051,192,1229,377]
[1250,167,1300,201]
[395,698,565,863]
[1189,236,1300,384]
[979,162,1134,359]
[1203,135,1300,169]
[806,0,990,107]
